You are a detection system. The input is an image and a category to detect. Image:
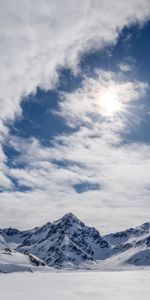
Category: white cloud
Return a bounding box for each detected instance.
[56,70,148,131]
[0,70,149,232]
[1,130,150,233]
[0,144,12,189]
[118,63,132,72]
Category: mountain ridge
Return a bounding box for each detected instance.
[0,213,150,272]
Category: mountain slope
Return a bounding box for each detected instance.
[0,234,46,273]
[0,235,8,250]
[0,249,46,273]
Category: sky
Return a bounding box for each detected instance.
[0,0,150,234]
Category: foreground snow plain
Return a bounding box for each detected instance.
[0,270,150,300]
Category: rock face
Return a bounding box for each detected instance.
[0,214,150,270]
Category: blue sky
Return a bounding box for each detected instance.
[8,22,150,144]
[0,1,150,233]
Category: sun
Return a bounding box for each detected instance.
[100,89,122,117]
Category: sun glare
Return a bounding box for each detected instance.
[100,90,122,117]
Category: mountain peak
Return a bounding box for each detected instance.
[62,212,80,221]
[55,212,84,226]
[139,222,150,231]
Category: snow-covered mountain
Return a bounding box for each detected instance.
[103,222,150,268]
[17,213,110,267]
[0,213,149,271]
[104,222,150,246]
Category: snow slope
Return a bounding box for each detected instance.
[0,271,150,300]
[0,248,46,273]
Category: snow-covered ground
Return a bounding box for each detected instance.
[0,270,150,300]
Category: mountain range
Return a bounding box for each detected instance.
[0,213,150,272]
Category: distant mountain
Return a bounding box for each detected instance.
[0,214,149,272]
[103,222,150,268]
[0,227,33,249]
[104,222,150,246]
